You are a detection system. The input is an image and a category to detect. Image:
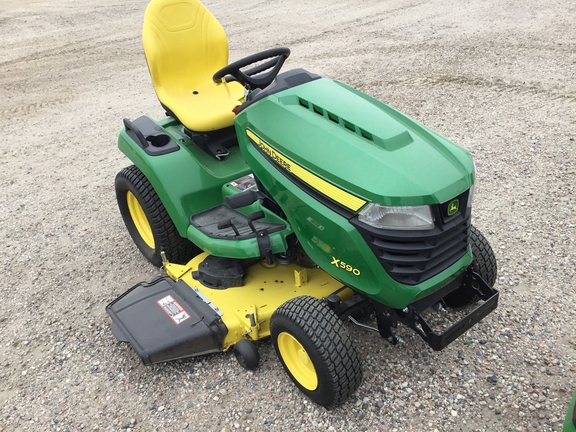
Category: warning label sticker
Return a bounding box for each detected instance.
[157,295,190,325]
[228,173,257,192]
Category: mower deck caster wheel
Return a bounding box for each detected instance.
[234,339,259,370]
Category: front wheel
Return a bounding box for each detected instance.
[444,225,498,307]
[270,296,362,408]
[115,165,200,267]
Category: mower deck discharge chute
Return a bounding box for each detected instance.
[107,0,499,408]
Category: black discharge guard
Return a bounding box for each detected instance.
[106,277,227,365]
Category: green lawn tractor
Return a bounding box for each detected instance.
[106,0,499,408]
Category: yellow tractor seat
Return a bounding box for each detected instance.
[143,0,245,132]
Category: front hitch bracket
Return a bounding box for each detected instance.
[376,268,499,351]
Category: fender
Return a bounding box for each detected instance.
[117,116,251,237]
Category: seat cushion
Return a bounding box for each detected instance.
[158,80,244,132]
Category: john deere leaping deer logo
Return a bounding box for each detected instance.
[447,199,459,216]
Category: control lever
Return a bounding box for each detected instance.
[246,211,265,233]
[225,191,258,209]
[217,219,240,236]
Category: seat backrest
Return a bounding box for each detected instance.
[143,0,229,99]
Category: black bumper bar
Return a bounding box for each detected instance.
[375,268,499,351]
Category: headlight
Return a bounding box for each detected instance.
[358,203,434,230]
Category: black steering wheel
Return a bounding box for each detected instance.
[213,47,291,90]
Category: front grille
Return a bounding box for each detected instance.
[350,190,471,285]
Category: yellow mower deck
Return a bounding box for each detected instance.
[164,253,352,349]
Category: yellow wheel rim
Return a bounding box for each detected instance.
[277,332,318,391]
[126,191,155,249]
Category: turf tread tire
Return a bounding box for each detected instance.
[468,225,497,287]
[115,165,200,267]
[444,225,497,307]
[270,296,362,408]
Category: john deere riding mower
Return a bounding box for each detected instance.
[107,0,499,408]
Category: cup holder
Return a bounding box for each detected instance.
[146,134,170,147]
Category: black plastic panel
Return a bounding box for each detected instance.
[124,116,180,156]
[190,204,286,240]
[192,256,244,289]
[106,277,227,365]
[183,125,238,159]
[350,190,471,285]
[236,68,321,113]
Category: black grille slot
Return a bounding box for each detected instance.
[350,190,471,285]
[297,97,374,142]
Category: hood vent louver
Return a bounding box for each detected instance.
[298,97,374,143]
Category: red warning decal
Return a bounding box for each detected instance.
[157,295,190,325]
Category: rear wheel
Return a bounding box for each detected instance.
[270,296,362,408]
[115,165,200,267]
[444,225,497,307]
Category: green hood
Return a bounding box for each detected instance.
[240,78,474,207]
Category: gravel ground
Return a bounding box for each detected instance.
[1,0,576,431]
